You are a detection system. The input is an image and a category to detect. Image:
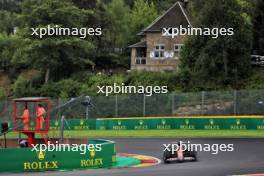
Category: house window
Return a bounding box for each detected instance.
[174,44,184,58]
[154,44,165,58]
[135,58,146,65]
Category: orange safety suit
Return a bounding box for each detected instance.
[23,109,29,130]
[36,107,46,130]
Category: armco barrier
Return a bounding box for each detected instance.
[48,116,264,130]
[0,139,116,172]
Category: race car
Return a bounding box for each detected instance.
[163,142,197,163]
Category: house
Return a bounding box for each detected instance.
[129,1,191,72]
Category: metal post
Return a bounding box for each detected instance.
[4,133,6,148]
[60,115,65,143]
[18,132,21,145]
[58,98,61,118]
[171,94,174,116]
[201,91,205,115]
[143,94,146,117]
[115,95,118,117]
[86,106,89,119]
[234,90,237,115]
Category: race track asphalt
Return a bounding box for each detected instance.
[4,138,264,176]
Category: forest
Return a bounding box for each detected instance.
[0,0,264,98]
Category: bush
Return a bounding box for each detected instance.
[57,79,82,98]
[80,74,126,95]
[38,82,61,97]
[95,53,130,69]
[39,79,82,98]
[0,87,6,98]
[126,71,180,91]
[13,69,42,97]
[245,68,264,89]
[13,75,37,97]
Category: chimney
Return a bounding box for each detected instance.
[181,0,189,8]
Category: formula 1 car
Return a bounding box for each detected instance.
[163,142,197,163]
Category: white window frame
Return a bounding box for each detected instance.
[135,57,146,65]
[154,44,165,59]
[174,44,184,59]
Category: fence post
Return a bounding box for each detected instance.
[115,95,118,117]
[171,94,174,116]
[233,90,237,115]
[58,98,61,118]
[143,94,146,117]
[201,91,205,115]
[60,115,65,143]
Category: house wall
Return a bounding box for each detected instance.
[131,48,137,69]
[131,32,187,72]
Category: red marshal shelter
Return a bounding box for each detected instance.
[13,97,51,146]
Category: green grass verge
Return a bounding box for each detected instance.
[3,130,264,138]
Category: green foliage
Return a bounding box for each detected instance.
[150,0,177,13]
[253,0,264,54]
[126,71,181,91]
[129,0,158,42]
[0,0,263,97]
[93,0,158,52]
[0,72,11,96]
[0,34,21,73]
[38,82,61,98]
[95,53,130,69]
[180,0,253,89]
[104,0,130,48]
[57,79,82,98]
[245,68,264,89]
[0,0,21,12]
[39,79,81,98]
[13,69,41,97]
[0,10,17,34]
[93,0,131,53]
[13,38,94,81]
[0,87,6,98]
[80,74,126,95]
[20,0,90,27]
[12,0,95,82]
[13,75,36,97]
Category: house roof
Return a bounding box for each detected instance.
[128,41,146,48]
[139,1,192,35]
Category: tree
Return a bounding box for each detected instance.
[0,33,21,73]
[0,0,22,12]
[13,0,95,83]
[253,0,264,54]
[91,0,132,69]
[104,0,130,50]
[151,0,177,13]
[180,0,253,90]
[0,10,17,35]
[129,0,158,43]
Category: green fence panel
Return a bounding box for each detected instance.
[0,139,116,173]
[49,119,96,131]
[94,117,264,130]
[6,117,264,131]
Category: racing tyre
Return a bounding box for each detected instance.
[190,151,197,161]
[163,151,171,164]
